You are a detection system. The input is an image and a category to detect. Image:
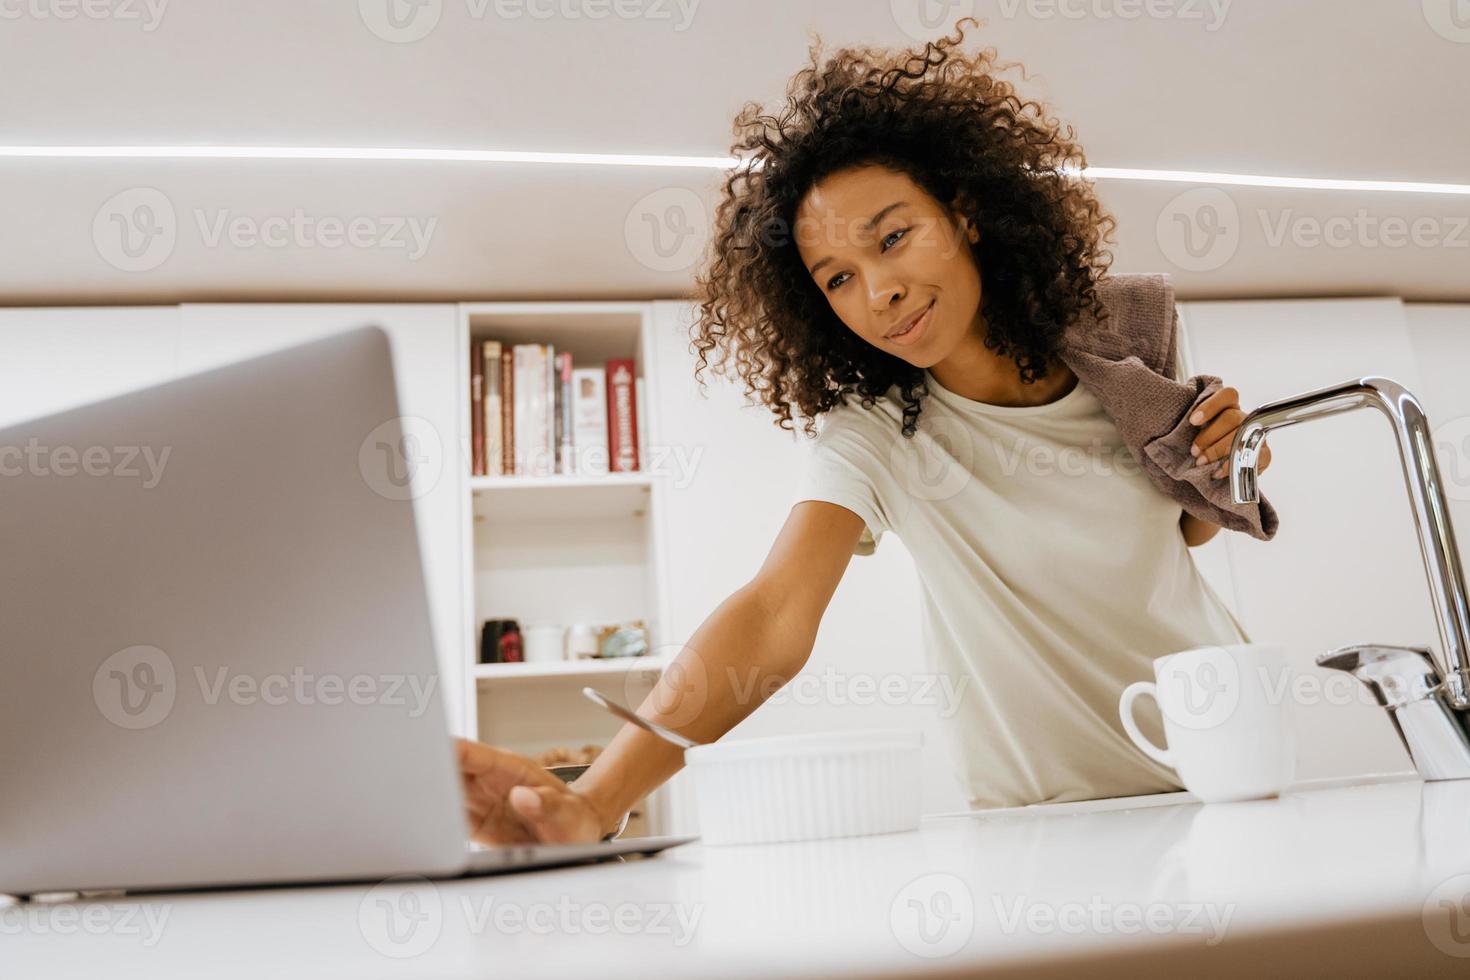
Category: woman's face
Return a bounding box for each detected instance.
[794,163,981,368]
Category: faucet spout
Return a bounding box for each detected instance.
[1228,376,1470,710]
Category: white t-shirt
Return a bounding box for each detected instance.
[793,367,1252,809]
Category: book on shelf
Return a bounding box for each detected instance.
[469,338,641,479]
[470,351,485,477]
[483,341,503,477]
[606,359,639,474]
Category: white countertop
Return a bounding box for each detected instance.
[9,774,1470,979]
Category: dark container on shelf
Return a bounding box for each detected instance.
[480,619,522,664]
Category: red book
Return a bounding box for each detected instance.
[605,359,639,473]
[470,344,485,476]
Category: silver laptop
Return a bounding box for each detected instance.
[0,326,692,897]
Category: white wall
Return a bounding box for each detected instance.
[1405,304,1470,573]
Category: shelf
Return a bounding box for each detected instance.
[470,473,651,492]
[471,473,653,522]
[472,656,669,681]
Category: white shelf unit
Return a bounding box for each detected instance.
[456,302,674,831]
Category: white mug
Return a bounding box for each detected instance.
[1118,642,1297,803]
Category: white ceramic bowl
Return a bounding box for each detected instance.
[683,729,924,845]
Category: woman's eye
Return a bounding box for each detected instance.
[824,228,909,291]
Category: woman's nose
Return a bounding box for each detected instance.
[867,277,904,313]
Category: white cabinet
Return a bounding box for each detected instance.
[0,307,182,428]
[1178,297,1436,781]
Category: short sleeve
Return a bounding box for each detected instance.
[792,424,890,557]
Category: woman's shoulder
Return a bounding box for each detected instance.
[1059,272,1178,376]
[811,385,907,441]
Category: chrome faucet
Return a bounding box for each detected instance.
[1228,376,1470,779]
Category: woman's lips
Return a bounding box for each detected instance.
[888,300,933,346]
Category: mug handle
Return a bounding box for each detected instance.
[1119,682,1175,769]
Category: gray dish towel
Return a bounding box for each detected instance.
[1057,272,1279,541]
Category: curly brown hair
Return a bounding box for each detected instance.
[690,17,1118,439]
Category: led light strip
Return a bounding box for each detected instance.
[0,146,1464,196]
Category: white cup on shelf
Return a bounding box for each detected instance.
[522,623,565,663]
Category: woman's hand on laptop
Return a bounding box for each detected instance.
[456,737,613,845]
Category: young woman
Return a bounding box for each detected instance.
[457,18,1273,843]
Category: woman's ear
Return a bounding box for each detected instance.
[948,194,980,244]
